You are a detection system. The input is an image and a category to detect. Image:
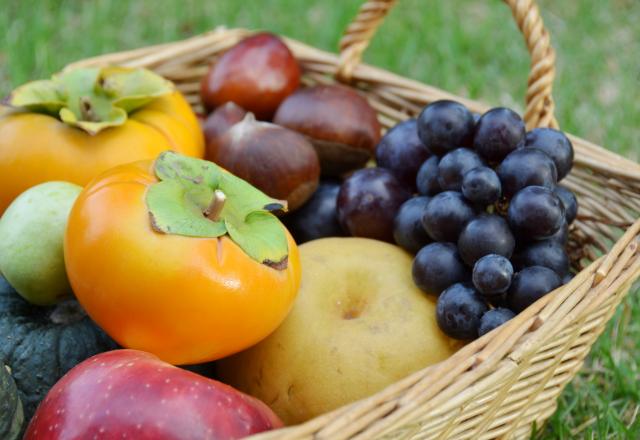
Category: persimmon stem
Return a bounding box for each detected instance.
[79,96,97,121]
[205,190,226,221]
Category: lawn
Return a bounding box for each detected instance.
[1,0,638,437]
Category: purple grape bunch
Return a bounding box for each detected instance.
[383,100,577,340]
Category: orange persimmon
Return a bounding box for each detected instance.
[0,67,204,213]
[64,151,300,365]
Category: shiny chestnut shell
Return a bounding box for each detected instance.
[273,85,381,176]
[203,102,248,160]
[210,114,320,211]
[200,33,301,120]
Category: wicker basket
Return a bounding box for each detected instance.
[67,0,640,438]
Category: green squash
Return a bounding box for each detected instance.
[0,275,117,421]
[0,362,23,440]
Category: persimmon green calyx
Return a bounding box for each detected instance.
[7,67,173,135]
[146,151,289,269]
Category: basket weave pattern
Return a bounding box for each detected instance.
[67,0,640,438]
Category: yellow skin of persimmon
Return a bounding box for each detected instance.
[0,91,204,213]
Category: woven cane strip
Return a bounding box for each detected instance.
[336,0,557,129]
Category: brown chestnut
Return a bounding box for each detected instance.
[210,113,320,211]
[273,85,381,176]
[200,33,301,120]
[203,102,248,160]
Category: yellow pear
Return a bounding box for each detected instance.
[218,237,463,425]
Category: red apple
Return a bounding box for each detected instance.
[24,350,283,440]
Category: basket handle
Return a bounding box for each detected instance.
[337,0,558,129]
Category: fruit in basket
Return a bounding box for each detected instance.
[457,214,515,266]
[422,191,475,242]
[473,107,525,163]
[375,118,431,190]
[0,182,81,305]
[64,151,300,365]
[508,186,565,240]
[205,113,320,210]
[497,148,558,198]
[202,101,247,156]
[417,100,475,156]
[0,275,117,421]
[337,168,411,242]
[217,238,462,424]
[0,67,204,213]
[553,186,578,225]
[394,100,577,342]
[461,166,501,205]
[524,127,574,180]
[437,148,485,191]
[274,85,381,176]
[1,362,23,440]
[416,156,442,196]
[436,283,488,339]
[393,196,432,254]
[507,266,561,312]
[478,307,516,337]
[512,239,569,276]
[283,180,345,243]
[412,242,470,295]
[24,350,282,440]
[200,33,300,120]
[472,254,514,297]
[546,221,570,245]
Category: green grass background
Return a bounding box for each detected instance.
[1,0,638,437]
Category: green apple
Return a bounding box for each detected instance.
[0,181,82,305]
[218,237,463,425]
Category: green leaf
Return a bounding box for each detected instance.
[7,79,65,114]
[53,67,101,100]
[154,150,220,188]
[103,68,174,113]
[59,102,127,135]
[146,179,226,237]
[218,171,287,217]
[146,152,289,268]
[225,212,289,267]
[6,67,174,135]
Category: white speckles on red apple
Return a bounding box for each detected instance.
[23,349,282,439]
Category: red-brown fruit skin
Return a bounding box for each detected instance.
[203,102,248,159]
[211,115,320,211]
[273,85,381,175]
[201,33,301,120]
[24,350,283,440]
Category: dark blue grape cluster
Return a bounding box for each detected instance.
[379,100,577,340]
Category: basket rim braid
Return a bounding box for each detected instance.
[66,0,640,438]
